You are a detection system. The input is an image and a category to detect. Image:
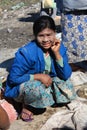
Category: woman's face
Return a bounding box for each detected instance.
[36,28,56,50]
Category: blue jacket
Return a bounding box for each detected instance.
[5,40,72,98]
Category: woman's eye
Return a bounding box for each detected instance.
[47,34,50,36]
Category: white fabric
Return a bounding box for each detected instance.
[70,71,87,86]
[41,0,54,8]
[40,100,87,130]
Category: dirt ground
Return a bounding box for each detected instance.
[0,2,65,130]
[0,2,41,79]
[0,2,39,49]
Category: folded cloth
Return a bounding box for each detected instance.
[0,99,18,123]
[40,100,87,130]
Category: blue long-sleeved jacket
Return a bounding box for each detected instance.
[5,40,72,98]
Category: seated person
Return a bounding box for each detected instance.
[4,15,76,122]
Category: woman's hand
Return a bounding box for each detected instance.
[51,39,62,60]
[34,74,52,87]
[51,39,60,53]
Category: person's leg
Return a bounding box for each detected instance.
[51,0,61,22]
[14,80,55,121]
[55,0,63,15]
[52,77,77,104]
[0,99,17,124]
[0,105,10,130]
[51,8,57,18]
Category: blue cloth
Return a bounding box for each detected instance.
[55,0,63,15]
[5,40,72,98]
[63,0,87,11]
[61,13,87,63]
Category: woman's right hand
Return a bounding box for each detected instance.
[34,74,52,87]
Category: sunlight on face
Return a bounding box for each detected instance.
[37,28,56,50]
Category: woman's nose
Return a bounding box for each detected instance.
[43,36,49,42]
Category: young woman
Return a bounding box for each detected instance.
[4,15,76,122]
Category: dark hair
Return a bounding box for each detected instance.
[33,15,56,36]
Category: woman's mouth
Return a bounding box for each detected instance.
[42,42,51,47]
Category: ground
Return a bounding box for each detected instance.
[0,1,64,130]
[0,1,39,49]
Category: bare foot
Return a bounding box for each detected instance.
[21,108,34,122]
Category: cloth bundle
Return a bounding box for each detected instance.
[41,0,56,8]
[41,100,87,130]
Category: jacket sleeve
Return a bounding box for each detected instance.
[8,48,33,85]
[55,43,72,80]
